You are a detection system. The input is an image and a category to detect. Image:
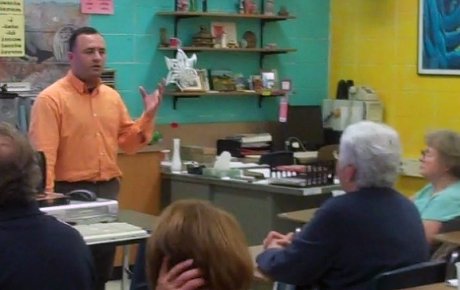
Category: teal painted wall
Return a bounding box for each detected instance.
[90,0,330,124]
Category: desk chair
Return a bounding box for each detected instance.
[35,151,46,193]
[371,260,447,290]
[259,151,294,168]
[430,216,460,261]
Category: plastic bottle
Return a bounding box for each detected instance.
[171,138,182,173]
[279,95,288,122]
[446,250,460,281]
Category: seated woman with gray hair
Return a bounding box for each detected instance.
[413,130,460,245]
[256,121,429,290]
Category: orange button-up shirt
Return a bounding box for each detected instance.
[29,71,154,192]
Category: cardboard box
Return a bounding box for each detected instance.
[181,145,216,164]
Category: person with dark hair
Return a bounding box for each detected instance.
[0,122,94,290]
[29,26,164,289]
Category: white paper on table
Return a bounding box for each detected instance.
[447,279,458,287]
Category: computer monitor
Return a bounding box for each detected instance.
[282,105,325,151]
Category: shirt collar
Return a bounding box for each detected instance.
[66,70,101,95]
[0,201,43,222]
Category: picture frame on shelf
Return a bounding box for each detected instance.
[250,75,263,91]
[280,79,292,92]
[211,22,237,48]
[197,69,210,91]
[210,69,236,91]
[176,69,203,91]
[261,69,278,90]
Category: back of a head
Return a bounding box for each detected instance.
[339,121,401,188]
[147,199,253,290]
[0,122,41,206]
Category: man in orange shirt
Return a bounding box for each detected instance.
[29,26,164,290]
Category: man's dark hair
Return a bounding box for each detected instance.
[0,122,41,207]
[68,26,100,52]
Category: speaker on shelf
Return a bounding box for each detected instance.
[0,92,20,127]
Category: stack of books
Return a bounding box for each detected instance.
[226,133,272,157]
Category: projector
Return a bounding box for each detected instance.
[40,199,118,225]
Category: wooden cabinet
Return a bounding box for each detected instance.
[113,149,162,269]
[117,150,162,215]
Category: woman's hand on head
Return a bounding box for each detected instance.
[156,257,206,290]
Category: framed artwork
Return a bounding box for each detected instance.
[196,69,210,91]
[211,22,237,47]
[177,69,203,91]
[261,69,278,89]
[280,79,292,92]
[210,70,236,91]
[418,0,460,75]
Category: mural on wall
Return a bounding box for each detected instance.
[0,0,88,90]
[419,0,460,75]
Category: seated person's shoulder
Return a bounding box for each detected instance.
[42,216,85,242]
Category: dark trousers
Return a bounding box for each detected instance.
[55,178,120,290]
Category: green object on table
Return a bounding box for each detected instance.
[150,131,162,145]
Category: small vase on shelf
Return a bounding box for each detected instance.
[171,138,182,173]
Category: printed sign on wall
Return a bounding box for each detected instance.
[0,0,24,57]
[81,0,114,15]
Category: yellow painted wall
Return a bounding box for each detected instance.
[330,0,460,195]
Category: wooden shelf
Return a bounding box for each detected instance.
[156,11,296,21]
[164,90,285,109]
[158,46,297,54]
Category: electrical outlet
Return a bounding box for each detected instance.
[400,158,422,177]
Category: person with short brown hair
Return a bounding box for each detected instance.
[147,200,253,290]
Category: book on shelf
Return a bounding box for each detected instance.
[227,133,272,144]
[240,148,271,157]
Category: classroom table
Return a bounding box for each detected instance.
[435,231,460,246]
[249,245,271,283]
[277,208,318,223]
[400,282,451,289]
[162,172,338,245]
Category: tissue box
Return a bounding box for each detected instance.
[181,145,216,164]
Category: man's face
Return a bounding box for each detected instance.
[68,33,106,82]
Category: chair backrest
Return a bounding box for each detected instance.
[317,144,339,161]
[35,151,46,193]
[371,260,447,290]
[440,216,460,233]
[431,216,460,260]
[259,151,294,168]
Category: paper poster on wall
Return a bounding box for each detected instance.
[0,14,25,57]
[0,0,24,14]
[81,0,114,15]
